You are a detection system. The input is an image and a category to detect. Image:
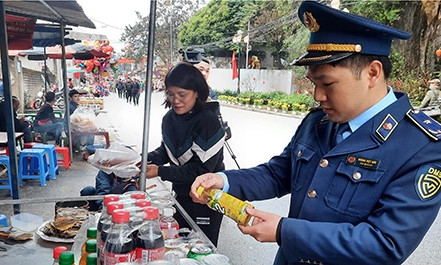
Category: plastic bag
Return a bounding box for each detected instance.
[70,107,97,132]
[88,142,141,178]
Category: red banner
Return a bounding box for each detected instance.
[232,51,238,80]
[6,14,37,50]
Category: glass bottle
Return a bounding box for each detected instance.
[197,186,255,226]
[159,206,179,239]
[103,209,136,265]
[80,239,97,265]
[136,206,165,263]
[52,246,68,265]
[59,251,75,265]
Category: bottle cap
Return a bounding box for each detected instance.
[107,202,124,215]
[143,206,159,220]
[85,239,97,253]
[86,253,98,265]
[86,227,97,239]
[112,209,130,223]
[135,199,152,207]
[59,251,74,265]
[196,186,205,197]
[103,194,120,206]
[53,246,68,259]
[162,206,175,217]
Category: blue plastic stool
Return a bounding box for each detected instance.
[19,148,50,186]
[32,144,59,179]
[0,156,14,196]
[0,214,7,227]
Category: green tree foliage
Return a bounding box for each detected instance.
[120,0,205,64]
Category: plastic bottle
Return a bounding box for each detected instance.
[159,207,179,239]
[86,253,98,265]
[197,186,255,226]
[97,202,124,265]
[79,239,97,265]
[60,131,68,147]
[136,206,165,263]
[59,251,75,265]
[81,227,97,256]
[103,209,136,265]
[52,246,68,265]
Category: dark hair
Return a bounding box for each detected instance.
[333,54,392,79]
[200,57,211,64]
[69,89,79,98]
[164,62,209,110]
[45,91,55,102]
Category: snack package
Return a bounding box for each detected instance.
[88,142,141,178]
[70,107,97,132]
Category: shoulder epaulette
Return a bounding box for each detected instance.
[407,109,441,141]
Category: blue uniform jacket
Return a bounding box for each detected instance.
[225,92,441,265]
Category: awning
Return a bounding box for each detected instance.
[4,0,95,29]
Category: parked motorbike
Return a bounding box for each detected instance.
[32,87,65,110]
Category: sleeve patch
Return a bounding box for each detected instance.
[415,164,441,201]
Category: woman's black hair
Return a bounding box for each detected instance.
[163,62,209,110]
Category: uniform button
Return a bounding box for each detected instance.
[297,150,302,157]
[307,190,317,198]
[353,172,361,180]
[319,159,329,168]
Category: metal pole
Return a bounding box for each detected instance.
[139,0,157,191]
[237,45,241,94]
[0,0,20,213]
[60,23,73,159]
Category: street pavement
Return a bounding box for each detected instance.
[0,91,440,264]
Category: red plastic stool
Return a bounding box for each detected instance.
[55,147,70,169]
[24,142,39,149]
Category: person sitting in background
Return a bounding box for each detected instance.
[419,78,441,109]
[33,91,64,145]
[0,96,32,142]
[68,89,80,115]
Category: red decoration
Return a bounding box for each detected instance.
[436,49,441,57]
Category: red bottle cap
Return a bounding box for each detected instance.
[53,246,68,259]
[135,199,152,207]
[131,193,147,200]
[107,203,124,215]
[112,209,130,223]
[143,206,159,220]
[103,194,120,206]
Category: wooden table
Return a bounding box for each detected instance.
[0,132,24,147]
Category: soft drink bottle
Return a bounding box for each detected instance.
[86,253,98,265]
[159,206,179,239]
[81,227,97,256]
[52,246,68,265]
[103,209,136,265]
[80,239,97,265]
[97,195,120,243]
[136,206,165,263]
[59,251,75,265]
[98,202,124,265]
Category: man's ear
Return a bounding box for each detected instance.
[367,60,383,88]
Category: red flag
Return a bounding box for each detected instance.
[232,51,238,80]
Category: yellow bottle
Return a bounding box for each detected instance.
[79,239,97,265]
[197,186,254,226]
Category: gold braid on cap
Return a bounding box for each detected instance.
[307,43,362,53]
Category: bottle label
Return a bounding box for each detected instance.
[104,250,136,265]
[208,190,254,226]
[135,246,165,262]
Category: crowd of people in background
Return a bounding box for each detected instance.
[115,76,144,106]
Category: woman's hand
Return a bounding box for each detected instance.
[146,164,159,178]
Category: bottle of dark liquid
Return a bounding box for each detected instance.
[103,209,136,265]
[97,202,124,265]
[136,206,165,263]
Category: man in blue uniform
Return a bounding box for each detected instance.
[190,1,441,264]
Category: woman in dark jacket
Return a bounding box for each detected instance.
[147,62,225,246]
